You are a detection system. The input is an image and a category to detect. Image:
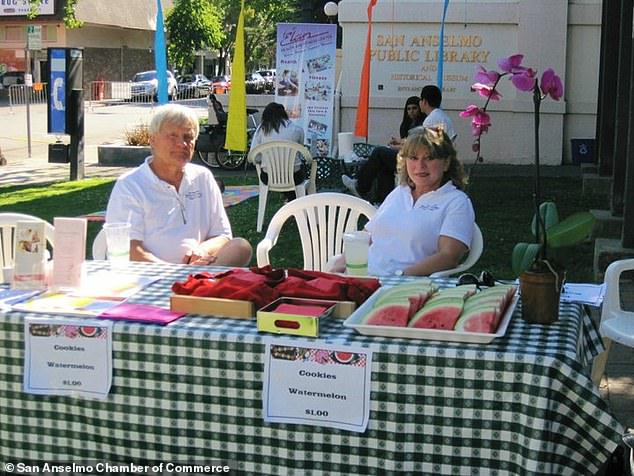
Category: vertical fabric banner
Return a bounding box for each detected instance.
[354,0,378,140]
[436,0,451,89]
[225,0,247,151]
[276,23,337,156]
[154,0,168,105]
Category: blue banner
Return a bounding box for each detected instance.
[154,0,168,104]
[48,49,66,134]
[437,0,451,89]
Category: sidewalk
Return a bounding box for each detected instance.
[1,101,632,465]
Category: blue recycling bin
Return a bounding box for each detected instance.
[570,138,595,165]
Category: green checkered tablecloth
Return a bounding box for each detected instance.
[0,262,624,475]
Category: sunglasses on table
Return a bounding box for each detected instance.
[457,271,496,288]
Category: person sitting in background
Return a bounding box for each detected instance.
[106,103,252,266]
[250,102,305,201]
[342,96,425,204]
[417,84,456,141]
[334,128,474,276]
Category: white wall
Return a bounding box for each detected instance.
[338,0,602,165]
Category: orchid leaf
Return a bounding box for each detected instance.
[512,242,542,276]
[546,211,596,248]
[531,201,559,238]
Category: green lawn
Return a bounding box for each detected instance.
[0,173,607,282]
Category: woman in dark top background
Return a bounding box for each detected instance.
[342,96,425,204]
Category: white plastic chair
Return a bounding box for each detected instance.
[92,228,107,260]
[256,192,376,272]
[247,140,317,232]
[0,213,55,268]
[590,258,634,385]
[429,223,484,277]
[599,258,634,347]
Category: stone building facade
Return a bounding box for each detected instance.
[0,0,172,90]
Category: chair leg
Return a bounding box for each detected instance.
[591,337,612,386]
[257,185,269,232]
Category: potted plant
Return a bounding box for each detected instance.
[461,54,595,324]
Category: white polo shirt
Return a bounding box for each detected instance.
[420,107,457,141]
[366,182,475,276]
[106,157,232,263]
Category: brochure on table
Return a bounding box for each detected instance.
[12,221,47,290]
[51,217,87,289]
[263,340,372,432]
[11,272,159,316]
[23,317,113,399]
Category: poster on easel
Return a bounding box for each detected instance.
[276,23,337,157]
[12,221,47,290]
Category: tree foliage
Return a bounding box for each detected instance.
[166,0,224,72]
[27,0,82,28]
[213,0,300,74]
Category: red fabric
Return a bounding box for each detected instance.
[171,267,381,308]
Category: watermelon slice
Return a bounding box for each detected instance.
[363,302,410,327]
[454,303,502,333]
[408,296,465,329]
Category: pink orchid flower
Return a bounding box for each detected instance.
[471,83,502,100]
[474,66,500,86]
[511,69,537,92]
[471,110,491,136]
[498,54,525,73]
[540,68,563,100]
[459,104,481,118]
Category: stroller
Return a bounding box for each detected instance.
[195,94,256,170]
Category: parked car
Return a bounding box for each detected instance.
[130,70,178,101]
[1,71,26,89]
[256,69,276,93]
[245,72,266,94]
[177,73,211,99]
[210,75,231,94]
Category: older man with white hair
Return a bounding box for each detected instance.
[106,103,252,266]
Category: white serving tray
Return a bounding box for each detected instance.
[343,286,519,344]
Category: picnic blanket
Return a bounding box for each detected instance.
[81,185,260,222]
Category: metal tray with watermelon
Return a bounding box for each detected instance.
[343,285,519,343]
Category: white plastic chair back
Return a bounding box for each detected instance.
[600,258,634,348]
[0,213,55,268]
[92,228,107,260]
[256,192,376,272]
[429,223,483,277]
[247,140,317,232]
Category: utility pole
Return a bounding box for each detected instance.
[25,28,32,158]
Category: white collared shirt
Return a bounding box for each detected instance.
[106,157,231,263]
[365,182,474,276]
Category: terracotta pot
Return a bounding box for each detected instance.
[519,263,565,324]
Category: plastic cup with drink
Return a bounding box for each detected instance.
[343,231,370,276]
[103,222,131,268]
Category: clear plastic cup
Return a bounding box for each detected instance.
[343,231,370,276]
[103,222,130,268]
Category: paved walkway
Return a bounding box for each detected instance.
[1,101,632,471]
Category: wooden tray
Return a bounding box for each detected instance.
[170,294,357,320]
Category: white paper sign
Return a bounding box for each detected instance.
[263,340,372,432]
[52,217,87,290]
[23,317,113,399]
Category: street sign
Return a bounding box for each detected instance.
[27,25,42,50]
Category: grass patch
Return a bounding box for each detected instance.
[0,174,607,282]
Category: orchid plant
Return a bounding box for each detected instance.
[461,54,594,275]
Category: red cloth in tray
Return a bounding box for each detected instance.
[171,267,381,309]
